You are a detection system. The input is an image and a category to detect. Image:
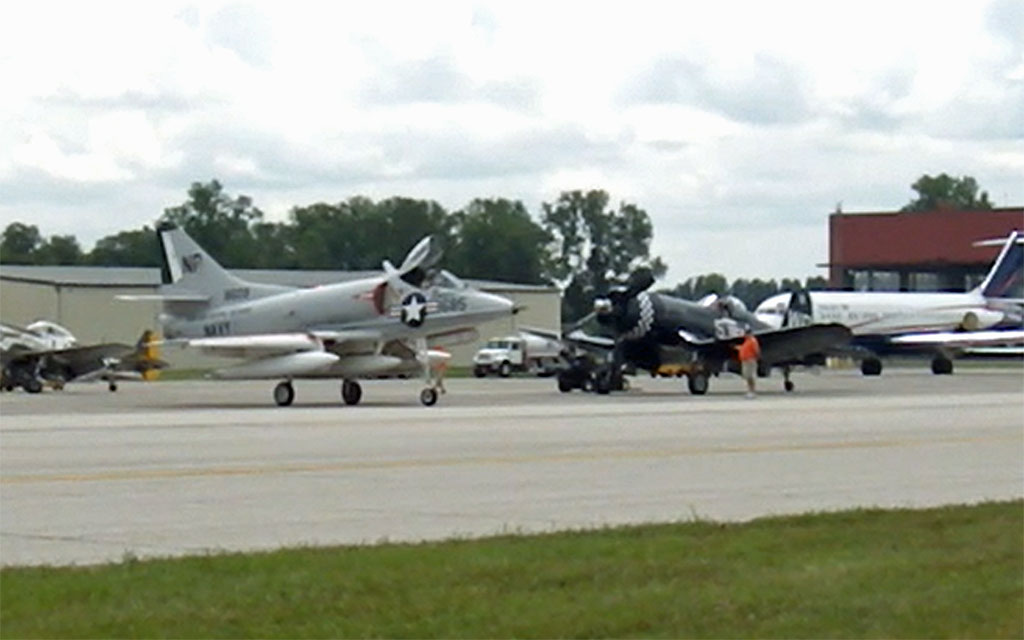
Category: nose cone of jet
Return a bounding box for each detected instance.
[475,290,515,319]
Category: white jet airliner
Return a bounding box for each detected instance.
[755,230,1023,375]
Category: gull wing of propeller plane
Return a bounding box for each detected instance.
[126,224,513,407]
[556,270,852,396]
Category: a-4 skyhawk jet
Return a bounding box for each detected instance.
[122,223,514,406]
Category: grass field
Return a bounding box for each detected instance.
[1,501,1021,638]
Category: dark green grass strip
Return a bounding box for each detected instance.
[2,501,1021,638]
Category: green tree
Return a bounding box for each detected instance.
[666,273,730,301]
[374,197,455,267]
[249,222,298,269]
[901,173,993,212]
[541,190,666,321]
[87,227,160,267]
[34,235,83,265]
[288,201,353,269]
[160,180,264,267]
[0,222,44,264]
[729,278,780,310]
[446,198,551,284]
[287,197,453,270]
[805,275,828,290]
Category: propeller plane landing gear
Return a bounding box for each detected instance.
[783,366,795,393]
[686,371,709,395]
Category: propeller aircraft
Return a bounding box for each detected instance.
[556,270,852,396]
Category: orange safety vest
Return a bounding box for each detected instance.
[736,334,761,362]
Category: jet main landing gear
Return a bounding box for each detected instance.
[273,381,295,407]
[420,387,438,406]
[931,356,954,375]
[341,379,362,405]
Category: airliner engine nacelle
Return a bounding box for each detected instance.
[960,308,1006,331]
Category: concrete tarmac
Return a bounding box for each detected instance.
[2,367,1022,566]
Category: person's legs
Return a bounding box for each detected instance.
[742,360,756,396]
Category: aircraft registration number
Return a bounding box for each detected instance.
[434,293,467,312]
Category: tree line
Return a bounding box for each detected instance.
[0,174,992,319]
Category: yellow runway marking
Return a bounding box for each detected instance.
[2,434,1015,486]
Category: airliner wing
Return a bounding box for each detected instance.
[890,329,1024,348]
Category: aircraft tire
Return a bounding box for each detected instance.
[595,372,613,395]
[557,375,574,393]
[341,380,362,405]
[420,387,438,406]
[931,357,954,375]
[686,372,709,395]
[784,380,795,392]
[108,381,118,392]
[274,381,295,407]
[861,358,883,376]
[24,378,43,394]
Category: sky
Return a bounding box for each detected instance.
[1,0,1022,286]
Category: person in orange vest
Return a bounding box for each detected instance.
[736,326,761,398]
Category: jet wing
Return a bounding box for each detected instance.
[165,330,387,359]
[165,333,327,359]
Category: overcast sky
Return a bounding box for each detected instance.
[2,1,1021,285]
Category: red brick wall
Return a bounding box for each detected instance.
[828,208,1023,286]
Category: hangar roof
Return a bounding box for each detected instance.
[0,265,560,293]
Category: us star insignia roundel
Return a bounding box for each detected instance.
[401,292,428,327]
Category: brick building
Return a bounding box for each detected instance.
[828,207,1023,291]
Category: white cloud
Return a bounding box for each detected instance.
[1,0,1021,286]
